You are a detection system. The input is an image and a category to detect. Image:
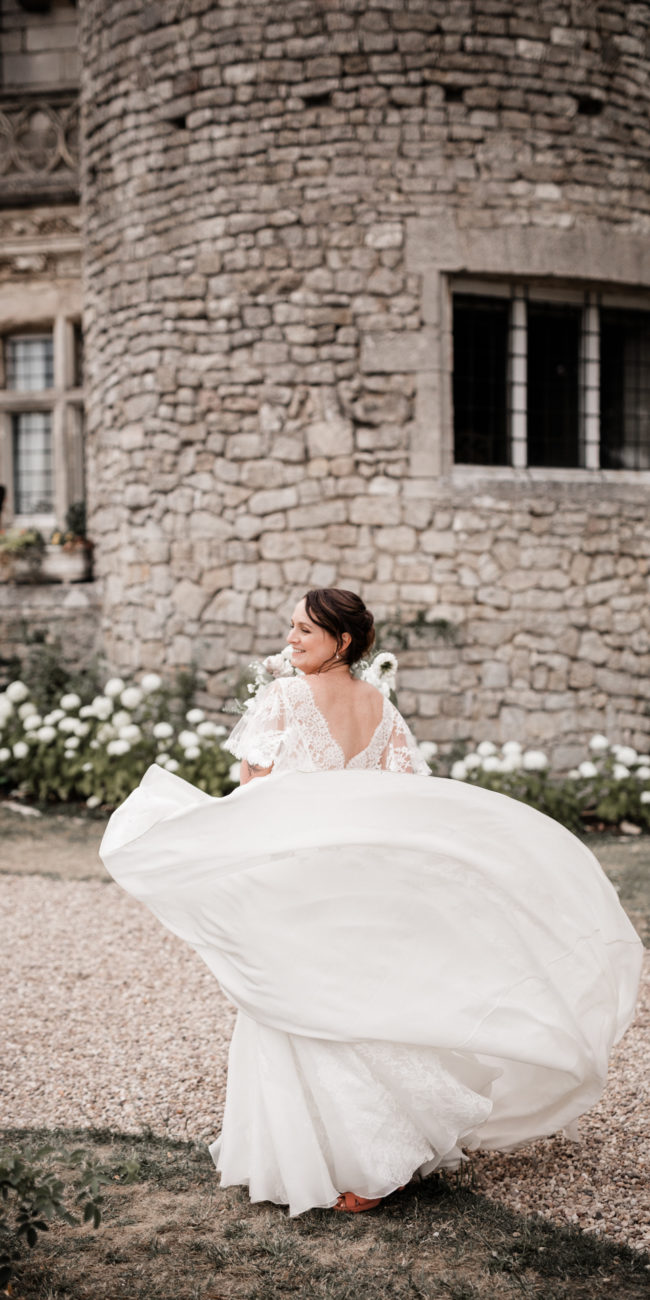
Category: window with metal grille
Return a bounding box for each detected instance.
[6,336,54,392]
[0,324,84,525]
[453,288,650,471]
[13,411,53,514]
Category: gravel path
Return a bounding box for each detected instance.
[1,827,648,1255]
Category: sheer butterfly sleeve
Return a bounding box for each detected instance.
[380,705,431,776]
[224,680,287,770]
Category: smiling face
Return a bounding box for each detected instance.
[286,598,350,675]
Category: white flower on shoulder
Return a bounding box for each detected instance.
[362,651,398,698]
[262,646,295,678]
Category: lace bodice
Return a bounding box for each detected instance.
[226,676,430,777]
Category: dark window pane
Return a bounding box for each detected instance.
[13,412,53,513]
[527,304,581,467]
[6,336,54,391]
[453,295,509,464]
[600,309,650,470]
[73,322,84,387]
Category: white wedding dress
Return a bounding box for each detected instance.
[100,677,643,1215]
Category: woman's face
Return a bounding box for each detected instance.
[286,599,348,675]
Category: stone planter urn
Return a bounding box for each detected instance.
[41,543,93,584]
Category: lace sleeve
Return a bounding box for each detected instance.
[380,706,431,776]
[224,681,287,769]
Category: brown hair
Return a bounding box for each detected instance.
[303,588,375,670]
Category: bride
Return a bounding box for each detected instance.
[100,587,643,1216]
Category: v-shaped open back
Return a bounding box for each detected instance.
[225,674,432,776]
[299,676,388,767]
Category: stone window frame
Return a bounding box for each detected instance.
[0,283,84,530]
[359,216,650,485]
[448,277,650,473]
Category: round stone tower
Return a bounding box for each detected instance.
[80,0,650,760]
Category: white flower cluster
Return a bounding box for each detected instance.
[450,740,548,781]
[0,672,233,805]
[359,651,398,698]
[244,646,400,704]
[566,736,650,786]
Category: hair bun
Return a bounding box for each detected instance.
[304,588,376,667]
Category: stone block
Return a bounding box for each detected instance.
[306,418,354,458]
[248,487,299,515]
[203,589,249,624]
[375,525,417,553]
[360,330,437,373]
[174,579,210,621]
[348,497,401,526]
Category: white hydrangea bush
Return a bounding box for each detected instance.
[1,651,649,832]
[0,674,237,807]
[444,734,650,832]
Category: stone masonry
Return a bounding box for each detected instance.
[80,0,650,765]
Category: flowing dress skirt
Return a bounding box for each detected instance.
[100,766,642,1215]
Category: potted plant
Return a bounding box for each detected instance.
[0,527,45,583]
[42,501,93,583]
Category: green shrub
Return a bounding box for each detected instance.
[0,671,238,807]
[0,1143,108,1289]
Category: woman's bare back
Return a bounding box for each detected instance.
[304,675,384,765]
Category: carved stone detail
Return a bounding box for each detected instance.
[0,93,78,203]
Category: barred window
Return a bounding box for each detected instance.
[453,287,650,471]
[0,323,85,525]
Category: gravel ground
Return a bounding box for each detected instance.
[1,810,648,1255]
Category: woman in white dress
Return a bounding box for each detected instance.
[100,588,643,1216]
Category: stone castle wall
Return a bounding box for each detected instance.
[80,0,650,763]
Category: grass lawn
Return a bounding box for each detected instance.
[1,811,649,1299]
